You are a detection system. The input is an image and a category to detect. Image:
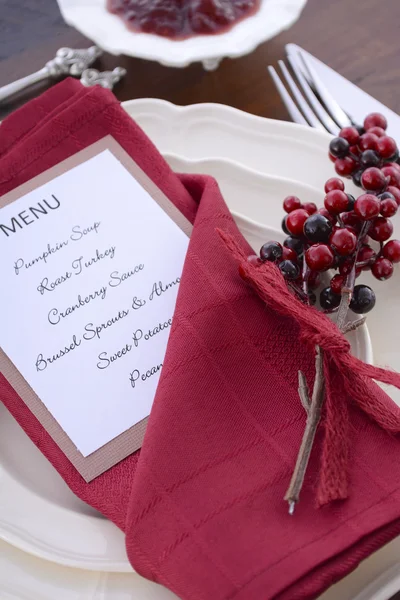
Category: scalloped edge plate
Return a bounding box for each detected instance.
[56,0,307,67]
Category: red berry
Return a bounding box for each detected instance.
[283,195,302,213]
[361,167,386,192]
[282,246,297,261]
[339,126,360,145]
[344,224,359,237]
[364,112,388,131]
[387,186,400,206]
[286,209,309,236]
[335,156,357,177]
[330,274,345,294]
[324,189,349,214]
[359,133,379,151]
[382,165,400,188]
[368,126,386,138]
[371,256,393,280]
[369,216,394,241]
[382,239,400,263]
[341,211,361,229]
[305,244,335,271]
[358,244,377,269]
[308,270,321,289]
[329,227,357,256]
[380,197,398,217]
[318,207,337,224]
[349,145,361,157]
[328,152,336,163]
[354,194,381,220]
[303,202,318,215]
[339,258,353,276]
[324,177,345,193]
[377,136,397,159]
[385,162,400,172]
[247,254,262,266]
[239,265,248,280]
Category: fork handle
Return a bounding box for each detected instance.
[0,68,50,104]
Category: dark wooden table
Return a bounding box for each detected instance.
[1,0,400,598]
[2,0,400,120]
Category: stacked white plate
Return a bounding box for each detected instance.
[1,100,399,599]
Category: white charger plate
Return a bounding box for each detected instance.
[1,101,399,600]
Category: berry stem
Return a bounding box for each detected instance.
[285,346,325,514]
[302,258,310,298]
[337,222,370,331]
[285,221,371,514]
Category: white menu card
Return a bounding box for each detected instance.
[0,138,190,466]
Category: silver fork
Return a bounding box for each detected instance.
[268,47,355,135]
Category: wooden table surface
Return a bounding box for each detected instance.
[2,0,400,120]
[1,0,400,598]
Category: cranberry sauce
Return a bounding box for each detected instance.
[107,0,261,40]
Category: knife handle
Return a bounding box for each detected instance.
[0,46,102,105]
[0,68,50,103]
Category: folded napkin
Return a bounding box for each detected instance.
[1,80,400,600]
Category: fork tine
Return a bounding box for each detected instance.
[287,54,340,135]
[267,66,308,126]
[277,61,325,131]
[295,51,353,130]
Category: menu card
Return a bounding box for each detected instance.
[0,137,191,480]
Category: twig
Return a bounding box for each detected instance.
[342,317,367,335]
[298,370,311,413]
[284,222,371,514]
[285,346,325,514]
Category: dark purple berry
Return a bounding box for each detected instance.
[350,285,376,314]
[282,216,290,235]
[320,287,341,310]
[283,236,304,255]
[378,191,396,202]
[360,149,381,168]
[303,213,332,243]
[346,193,356,210]
[279,260,300,280]
[260,241,283,262]
[352,169,363,187]
[329,137,350,158]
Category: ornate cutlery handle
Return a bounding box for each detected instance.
[80,67,127,90]
[0,46,102,104]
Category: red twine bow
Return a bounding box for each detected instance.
[218,229,400,506]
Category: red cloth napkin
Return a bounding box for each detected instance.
[1,79,400,600]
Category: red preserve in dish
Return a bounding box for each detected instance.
[107,0,261,39]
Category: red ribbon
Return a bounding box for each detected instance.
[219,230,400,506]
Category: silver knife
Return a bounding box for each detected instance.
[286,43,400,141]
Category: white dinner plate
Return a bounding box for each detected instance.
[0,539,179,600]
[1,101,399,600]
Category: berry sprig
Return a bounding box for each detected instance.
[252,115,400,316]
[245,112,400,514]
